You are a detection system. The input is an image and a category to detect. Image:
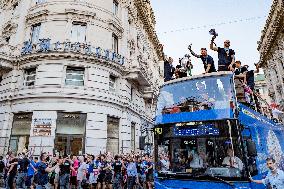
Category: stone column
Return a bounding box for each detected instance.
[0,104,13,155]
[119,111,131,154]
[85,113,107,155]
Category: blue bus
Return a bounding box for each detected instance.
[154,72,284,189]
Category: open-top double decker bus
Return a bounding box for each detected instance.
[154,72,284,189]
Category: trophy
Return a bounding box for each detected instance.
[209,29,218,37]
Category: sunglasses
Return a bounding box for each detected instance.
[224,42,230,44]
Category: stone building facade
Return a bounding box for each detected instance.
[0,0,164,156]
[257,0,284,104]
[254,74,270,104]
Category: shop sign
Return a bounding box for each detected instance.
[21,39,125,65]
[33,118,52,136]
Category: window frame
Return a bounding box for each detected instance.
[71,22,87,43]
[112,33,119,54]
[113,0,119,15]
[65,67,85,87]
[24,68,37,87]
[31,23,41,44]
[131,122,136,151]
[109,75,116,92]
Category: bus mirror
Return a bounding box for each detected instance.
[247,140,257,157]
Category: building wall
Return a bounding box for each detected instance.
[0,0,163,156]
[257,0,284,104]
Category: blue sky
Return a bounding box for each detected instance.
[151,0,272,75]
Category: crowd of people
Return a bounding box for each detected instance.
[0,151,155,189]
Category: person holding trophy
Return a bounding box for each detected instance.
[209,29,235,71]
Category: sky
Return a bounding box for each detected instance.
[151,0,272,75]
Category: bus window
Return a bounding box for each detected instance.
[155,120,246,179]
[155,74,236,124]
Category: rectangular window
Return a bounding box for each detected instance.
[112,34,118,53]
[113,0,118,15]
[131,122,136,151]
[31,23,41,44]
[65,67,85,86]
[109,75,116,92]
[71,22,87,43]
[130,86,134,101]
[24,68,36,86]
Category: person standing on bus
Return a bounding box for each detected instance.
[210,36,235,71]
[188,45,216,74]
[164,57,175,82]
[250,157,284,189]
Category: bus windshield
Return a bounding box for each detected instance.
[155,120,246,179]
[155,74,236,124]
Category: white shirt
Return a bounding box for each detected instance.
[77,162,88,181]
[189,152,203,168]
[160,159,170,171]
[222,156,243,171]
[272,109,284,120]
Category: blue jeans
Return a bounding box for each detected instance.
[59,174,70,189]
[127,176,136,189]
[35,183,51,189]
[113,173,122,189]
[16,172,27,189]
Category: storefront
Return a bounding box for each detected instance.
[55,113,86,156]
[10,113,32,154]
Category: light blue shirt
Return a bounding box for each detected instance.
[127,162,137,177]
[262,169,284,189]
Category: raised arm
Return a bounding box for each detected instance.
[210,36,218,51]
[188,45,201,58]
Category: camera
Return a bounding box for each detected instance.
[209,29,218,36]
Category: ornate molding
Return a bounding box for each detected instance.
[258,0,284,66]
[65,8,96,22]
[1,19,18,38]
[134,0,163,61]
[26,9,49,25]
[107,18,124,38]
[0,0,19,10]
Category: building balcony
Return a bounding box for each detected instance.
[124,65,152,87]
[142,87,154,100]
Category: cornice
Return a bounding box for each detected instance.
[258,0,284,66]
[134,0,163,61]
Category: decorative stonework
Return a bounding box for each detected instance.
[26,9,50,25]
[258,0,284,104]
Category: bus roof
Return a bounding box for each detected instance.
[163,71,233,86]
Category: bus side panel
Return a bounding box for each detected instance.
[155,179,263,189]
